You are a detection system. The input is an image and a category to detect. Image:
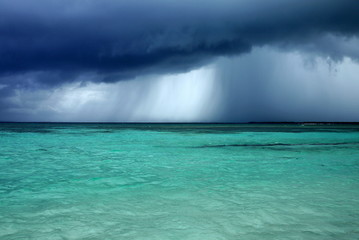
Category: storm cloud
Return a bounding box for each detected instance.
[1,0,359,83]
[0,0,359,121]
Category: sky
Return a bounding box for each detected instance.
[0,0,359,122]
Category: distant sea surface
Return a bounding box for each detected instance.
[1,123,359,240]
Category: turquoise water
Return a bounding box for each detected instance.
[0,123,359,240]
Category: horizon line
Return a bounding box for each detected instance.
[1,121,359,125]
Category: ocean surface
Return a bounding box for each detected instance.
[0,123,359,240]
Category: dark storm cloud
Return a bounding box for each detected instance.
[0,0,359,86]
[213,48,359,123]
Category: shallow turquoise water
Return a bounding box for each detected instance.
[0,123,359,240]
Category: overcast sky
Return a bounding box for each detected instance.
[0,0,358,122]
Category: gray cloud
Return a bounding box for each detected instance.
[0,0,358,85]
[214,48,359,122]
[0,67,218,122]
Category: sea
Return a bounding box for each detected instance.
[0,123,359,240]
